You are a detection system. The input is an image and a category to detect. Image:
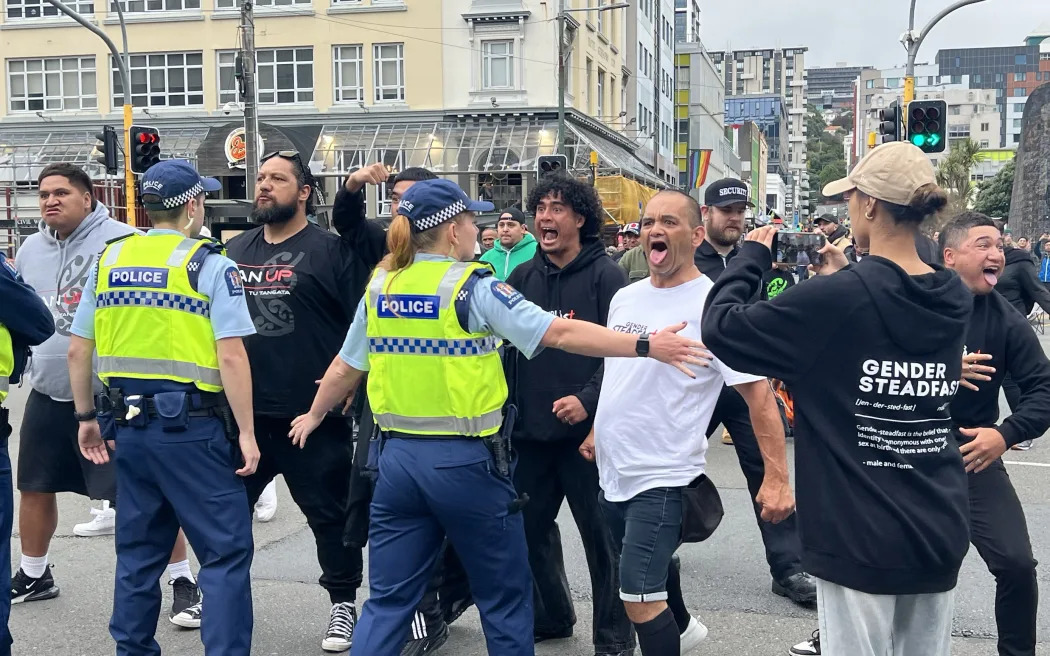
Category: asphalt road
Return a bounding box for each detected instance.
[5,343,1050,655]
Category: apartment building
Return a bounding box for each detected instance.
[709,46,808,217]
[807,63,869,120]
[624,0,677,184]
[672,0,699,44]
[673,40,739,200]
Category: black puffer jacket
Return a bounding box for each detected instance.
[995,247,1050,317]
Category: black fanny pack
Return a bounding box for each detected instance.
[680,474,724,543]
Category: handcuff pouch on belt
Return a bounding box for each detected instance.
[98,388,231,437]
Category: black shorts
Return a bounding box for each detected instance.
[17,389,116,500]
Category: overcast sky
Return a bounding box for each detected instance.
[700,0,1049,69]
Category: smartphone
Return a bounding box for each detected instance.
[772,232,825,266]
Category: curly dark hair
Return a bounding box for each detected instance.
[525,173,602,238]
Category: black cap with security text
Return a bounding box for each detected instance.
[703,178,755,208]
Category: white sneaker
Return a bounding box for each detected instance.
[680,616,709,655]
[73,502,115,537]
[254,480,278,522]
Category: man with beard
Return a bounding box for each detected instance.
[225,152,367,653]
[814,214,850,250]
[12,163,203,629]
[505,173,634,656]
[692,179,815,606]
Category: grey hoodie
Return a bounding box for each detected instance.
[15,204,140,401]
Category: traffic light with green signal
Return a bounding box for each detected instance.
[906,100,946,153]
[129,125,161,174]
[877,102,901,144]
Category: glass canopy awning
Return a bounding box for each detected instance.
[311,117,665,188]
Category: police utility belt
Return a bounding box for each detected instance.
[96,388,235,438]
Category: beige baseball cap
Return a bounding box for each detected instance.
[822,142,937,206]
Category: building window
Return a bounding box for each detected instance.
[865,79,875,89]
[1015,54,1027,65]
[1014,118,1023,128]
[979,140,989,148]
[864,94,873,104]
[111,0,198,12]
[373,43,404,102]
[585,58,593,113]
[1014,102,1026,112]
[950,105,961,115]
[596,0,604,33]
[6,0,92,19]
[1042,52,1050,61]
[256,48,313,104]
[8,56,96,112]
[950,74,962,84]
[216,0,308,8]
[995,73,1003,83]
[1014,133,1021,143]
[596,69,604,118]
[333,45,363,103]
[1014,88,1026,97]
[1014,72,1026,82]
[481,40,514,90]
[112,52,203,108]
[980,122,989,131]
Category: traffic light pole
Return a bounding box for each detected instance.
[240,1,260,186]
[903,0,987,103]
[43,0,136,219]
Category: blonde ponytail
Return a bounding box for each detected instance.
[380,214,415,273]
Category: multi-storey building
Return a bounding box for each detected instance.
[709,46,808,218]
[936,28,1050,147]
[673,40,739,200]
[672,0,699,44]
[625,0,678,185]
[1,0,662,224]
[807,63,869,119]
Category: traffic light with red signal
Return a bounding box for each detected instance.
[906,100,947,154]
[129,125,161,174]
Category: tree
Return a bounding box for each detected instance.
[831,112,854,129]
[935,139,982,217]
[818,161,847,195]
[805,106,847,209]
[972,160,1014,219]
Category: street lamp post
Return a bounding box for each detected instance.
[902,0,988,103]
[556,2,630,155]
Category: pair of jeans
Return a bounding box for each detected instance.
[599,487,683,603]
[513,439,635,653]
[245,415,362,603]
[706,386,803,581]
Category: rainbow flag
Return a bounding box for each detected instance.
[687,149,713,189]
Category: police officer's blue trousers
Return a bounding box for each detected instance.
[0,413,14,656]
[109,415,254,656]
[352,438,534,656]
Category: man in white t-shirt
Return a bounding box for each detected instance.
[581,189,795,656]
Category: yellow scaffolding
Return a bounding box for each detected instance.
[595,175,661,226]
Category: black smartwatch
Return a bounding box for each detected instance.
[73,409,98,422]
[635,333,651,358]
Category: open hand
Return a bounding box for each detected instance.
[289,412,324,449]
[78,420,110,465]
[648,322,714,378]
[959,426,1007,473]
[960,352,995,392]
[553,395,588,425]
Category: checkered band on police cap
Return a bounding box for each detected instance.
[159,181,204,209]
[412,199,467,232]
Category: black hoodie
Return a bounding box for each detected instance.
[693,240,791,300]
[505,238,628,443]
[995,246,1050,317]
[952,290,1050,447]
[702,243,973,595]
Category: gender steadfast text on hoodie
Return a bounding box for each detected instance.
[15,205,139,401]
[701,242,973,595]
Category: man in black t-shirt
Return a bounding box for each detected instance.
[226,151,379,653]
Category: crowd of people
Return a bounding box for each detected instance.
[0,137,1045,656]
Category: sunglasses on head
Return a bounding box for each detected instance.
[261,150,304,166]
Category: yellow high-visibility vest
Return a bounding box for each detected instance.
[365,260,507,437]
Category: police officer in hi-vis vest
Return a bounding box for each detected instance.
[67,160,260,656]
[0,252,55,655]
[289,177,708,656]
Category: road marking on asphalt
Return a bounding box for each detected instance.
[1003,460,1050,468]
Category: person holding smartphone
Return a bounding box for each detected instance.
[702,142,972,656]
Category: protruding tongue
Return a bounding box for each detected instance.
[983,271,998,286]
[649,248,668,265]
